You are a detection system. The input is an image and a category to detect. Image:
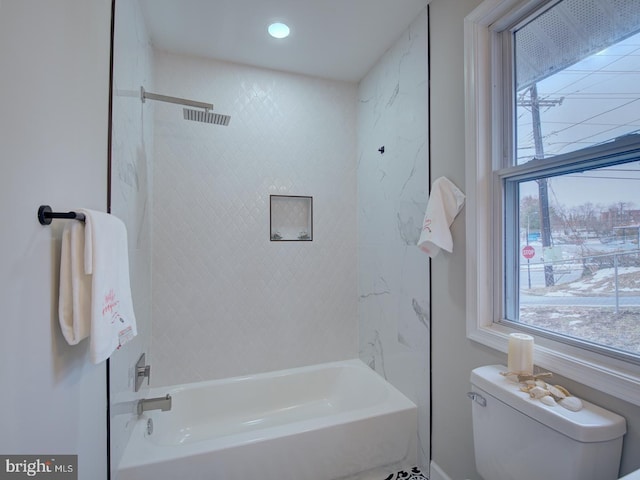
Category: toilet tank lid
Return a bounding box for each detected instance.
[471,365,626,442]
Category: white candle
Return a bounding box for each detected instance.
[507,333,534,375]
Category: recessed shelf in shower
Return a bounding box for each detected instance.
[270,195,313,241]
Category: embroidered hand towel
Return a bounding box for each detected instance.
[417,177,465,257]
[80,209,137,363]
[58,221,92,345]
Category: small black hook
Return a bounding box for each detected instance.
[378,146,385,154]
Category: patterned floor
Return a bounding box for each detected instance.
[383,467,428,480]
[341,464,428,480]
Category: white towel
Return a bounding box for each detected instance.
[417,177,465,257]
[58,221,92,345]
[58,209,137,364]
[82,209,137,363]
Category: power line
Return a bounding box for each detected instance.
[518,119,640,126]
[539,44,640,100]
[535,98,640,149]
[563,175,640,181]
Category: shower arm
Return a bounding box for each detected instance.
[141,87,213,111]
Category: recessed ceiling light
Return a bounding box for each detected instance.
[268,22,290,39]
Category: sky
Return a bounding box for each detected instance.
[516,30,640,210]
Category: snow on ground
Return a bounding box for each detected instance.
[525,265,640,296]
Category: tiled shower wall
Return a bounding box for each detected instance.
[357,9,430,467]
[109,0,155,472]
[150,53,359,386]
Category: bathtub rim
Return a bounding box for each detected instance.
[147,358,401,395]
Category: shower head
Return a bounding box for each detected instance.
[183,108,231,126]
[140,87,231,126]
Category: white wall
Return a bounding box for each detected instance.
[109,0,155,474]
[357,8,430,469]
[429,0,640,478]
[0,1,111,479]
[150,52,359,386]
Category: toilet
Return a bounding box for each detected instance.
[470,365,626,480]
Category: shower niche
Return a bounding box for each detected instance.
[270,195,313,241]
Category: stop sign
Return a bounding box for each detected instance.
[522,245,535,259]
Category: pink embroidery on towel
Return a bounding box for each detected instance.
[102,289,121,321]
[422,218,432,233]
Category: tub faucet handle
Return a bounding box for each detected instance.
[135,353,151,392]
[138,364,151,383]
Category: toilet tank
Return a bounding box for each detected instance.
[470,365,626,480]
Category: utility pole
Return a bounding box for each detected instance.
[520,84,563,287]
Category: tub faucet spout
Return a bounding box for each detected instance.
[137,394,172,415]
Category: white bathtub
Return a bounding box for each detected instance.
[117,359,417,480]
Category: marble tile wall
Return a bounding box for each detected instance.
[357,8,430,468]
[109,0,155,473]
[150,52,359,386]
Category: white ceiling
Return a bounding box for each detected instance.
[139,0,429,83]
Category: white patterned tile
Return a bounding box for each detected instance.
[150,51,358,386]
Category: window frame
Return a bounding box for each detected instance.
[464,0,640,406]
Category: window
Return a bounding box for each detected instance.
[465,0,640,406]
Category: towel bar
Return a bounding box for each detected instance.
[37,205,86,225]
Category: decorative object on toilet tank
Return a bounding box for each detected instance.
[500,369,584,412]
[507,332,534,375]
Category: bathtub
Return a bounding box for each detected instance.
[117,359,417,480]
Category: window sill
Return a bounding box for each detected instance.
[467,321,640,407]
